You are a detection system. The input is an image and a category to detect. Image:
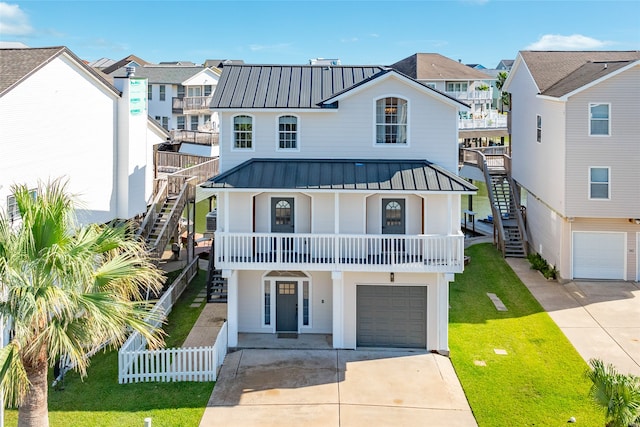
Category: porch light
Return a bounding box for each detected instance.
[390,272,395,282]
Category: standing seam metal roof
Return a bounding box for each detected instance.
[202,159,477,192]
[211,65,385,109]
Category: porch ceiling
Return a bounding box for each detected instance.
[201,158,477,192]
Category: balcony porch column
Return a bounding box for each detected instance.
[224,269,238,347]
[436,273,453,355]
[331,271,343,348]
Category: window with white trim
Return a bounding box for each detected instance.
[302,280,310,326]
[159,85,166,101]
[376,97,407,144]
[204,85,212,96]
[536,114,542,143]
[446,82,468,92]
[161,116,169,130]
[589,167,610,199]
[589,103,610,136]
[190,116,199,131]
[177,85,185,98]
[148,84,153,101]
[177,116,185,130]
[263,280,271,326]
[233,115,253,149]
[278,115,298,149]
[7,189,37,222]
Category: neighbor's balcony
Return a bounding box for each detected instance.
[458,115,507,130]
[214,232,465,273]
[446,89,493,101]
[172,96,213,114]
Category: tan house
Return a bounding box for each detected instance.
[504,51,640,281]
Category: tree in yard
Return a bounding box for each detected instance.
[495,71,510,113]
[0,179,165,427]
[586,358,640,427]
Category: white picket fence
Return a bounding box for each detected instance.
[118,322,227,383]
[118,258,228,383]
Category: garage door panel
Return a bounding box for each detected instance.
[573,232,625,280]
[356,286,426,348]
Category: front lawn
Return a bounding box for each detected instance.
[3,269,213,427]
[450,243,602,426]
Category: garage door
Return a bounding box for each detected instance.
[573,232,625,280]
[356,286,426,348]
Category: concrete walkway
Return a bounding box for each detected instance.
[200,349,477,427]
[507,257,640,376]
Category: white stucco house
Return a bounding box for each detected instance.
[0,46,167,225]
[201,64,476,353]
[504,50,640,281]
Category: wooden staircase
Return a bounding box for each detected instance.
[145,197,177,246]
[489,172,527,257]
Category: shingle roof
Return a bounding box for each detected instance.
[390,53,492,81]
[0,46,119,97]
[202,159,477,192]
[543,60,636,98]
[519,51,640,94]
[101,54,150,74]
[111,64,210,84]
[210,65,386,109]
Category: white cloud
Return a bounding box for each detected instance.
[340,37,359,43]
[0,2,33,36]
[526,34,611,50]
[249,42,292,52]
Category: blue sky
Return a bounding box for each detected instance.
[1,1,639,68]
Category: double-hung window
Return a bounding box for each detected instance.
[278,115,298,149]
[204,85,212,96]
[190,116,199,131]
[177,116,185,130]
[376,97,408,144]
[148,84,153,101]
[589,167,610,199]
[589,103,610,136]
[233,115,253,149]
[536,115,542,143]
[159,85,166,101]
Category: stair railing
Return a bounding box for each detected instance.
[507,175,529,256]
[482,163,508,257]
[137,180,168,239]
[148,176,196,260]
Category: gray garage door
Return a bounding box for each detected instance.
[357,286,427,348]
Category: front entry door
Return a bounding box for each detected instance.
[271,198,294,233]
[276,281,298,332]
[382,199,405,234]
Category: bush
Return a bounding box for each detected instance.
[527,253,558,280]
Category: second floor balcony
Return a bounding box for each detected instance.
[213,232,465,273]
[172,96,213,114]
[446,88,493,102]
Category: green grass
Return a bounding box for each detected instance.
[3,269,213,427]
[450,243,602,426]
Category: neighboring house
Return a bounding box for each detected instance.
[0,46,167,225]
[390,53,504,133]
[109,63,221,157]
[504,50,640,281]
[496,59,514,71]
[100,54,149,75]
[201,64,476,353]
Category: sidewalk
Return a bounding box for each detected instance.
[507,257,640,376]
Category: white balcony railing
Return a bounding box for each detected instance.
[459,115,507,130]
[214,232,465,273]
[446,89,493,101]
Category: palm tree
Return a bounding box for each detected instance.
[495,71,510,113]
[0,179,164,427]
[586,359,640,427]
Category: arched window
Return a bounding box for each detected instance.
[275,200,292,225]
[279,115,298,149]
[233,115,252,149]
[385,201,403,226]
[376,97,407,144]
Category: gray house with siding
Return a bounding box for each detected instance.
[504,50,640,281]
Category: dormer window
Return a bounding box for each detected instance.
[376,97,407,144]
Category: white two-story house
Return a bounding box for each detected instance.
[504,51,640,281]
[0,46,167,225]
[201,64,475,353]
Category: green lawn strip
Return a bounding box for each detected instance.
[450,243,602,426]
[4,269,213,427]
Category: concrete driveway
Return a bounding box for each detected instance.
[200,349,477,427]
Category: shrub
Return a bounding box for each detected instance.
[527,253,558,280]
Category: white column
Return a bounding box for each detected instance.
[331,271,343,348]
[437,274,450,355]
[224,269,238,347]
